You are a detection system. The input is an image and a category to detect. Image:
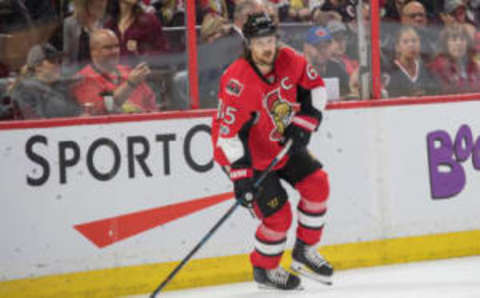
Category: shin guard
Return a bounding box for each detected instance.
[295,170,329,245]
[250,202,292,269]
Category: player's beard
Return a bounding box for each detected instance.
[255,48,277,67]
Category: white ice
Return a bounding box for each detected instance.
[132,256,480,298]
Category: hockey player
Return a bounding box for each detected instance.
[211,13,333,290]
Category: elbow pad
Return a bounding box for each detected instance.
[216,112,256,168]
[297,85,323,129]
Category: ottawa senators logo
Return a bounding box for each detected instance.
[263,89,298,141]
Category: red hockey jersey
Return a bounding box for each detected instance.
[211,47,325,170]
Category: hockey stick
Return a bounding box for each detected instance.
[150,139,293,297]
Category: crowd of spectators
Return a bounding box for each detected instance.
[1,0,480,121]
[380,0,480,97]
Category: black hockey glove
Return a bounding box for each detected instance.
[230,168,260,208]
[282,114,320,153]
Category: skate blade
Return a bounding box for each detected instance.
[257,284,305,291]
[290,261,333,286]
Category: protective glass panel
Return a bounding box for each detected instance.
[380,1,480,98]
[302,1,369,101]
[0,0,189,120]
[194,0,368,105]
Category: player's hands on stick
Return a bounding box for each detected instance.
[282,114,319,153]
[230,168,260,208]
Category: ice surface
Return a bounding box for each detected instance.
[129,256,480,298]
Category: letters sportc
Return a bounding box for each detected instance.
[24,125,213,186]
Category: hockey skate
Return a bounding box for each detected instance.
[291,239,334,285]
[253,266,302,290]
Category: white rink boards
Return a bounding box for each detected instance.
[1,99,480,297]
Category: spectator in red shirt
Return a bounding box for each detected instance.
[72,29,158,115]
[428,24,480,94]
[105,0,169,66]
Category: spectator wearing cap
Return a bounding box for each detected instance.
[303,26,350,98]
[440,0,476,39]
[428,24,480,94]
[326,20,358,76]
[383,26,438,97]
[72,29,158,115]
[9,43,81,119]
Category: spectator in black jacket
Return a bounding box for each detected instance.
[383,26,438,97]
[303,26,350,99]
